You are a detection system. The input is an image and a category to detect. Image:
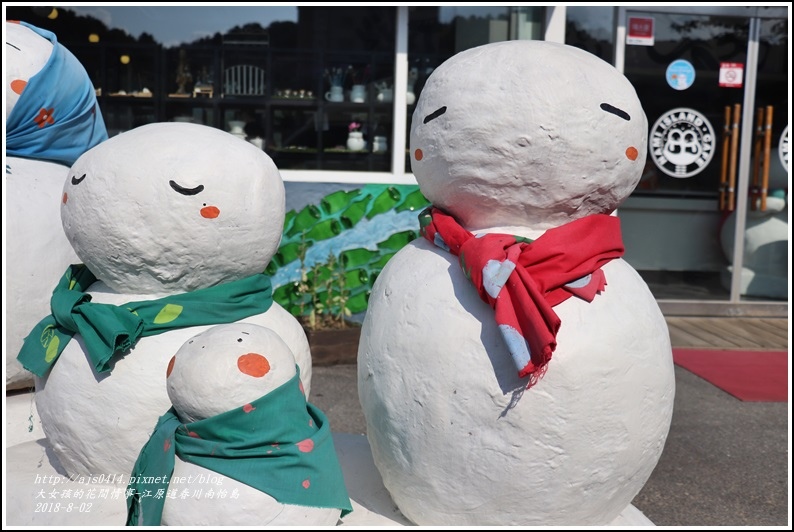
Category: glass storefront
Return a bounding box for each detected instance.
[608,7,788,313]
[5,5,788,315]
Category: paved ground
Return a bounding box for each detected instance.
[309,361,791,527]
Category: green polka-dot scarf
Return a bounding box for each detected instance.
[17,264,274,377]
[126,365,353,526]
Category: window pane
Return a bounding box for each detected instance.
[565,6,615,63]
[406,6,543,173]
[6,6,397,173]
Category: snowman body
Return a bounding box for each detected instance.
[358,40,675,525]
[157,323,340,526]
[33,123,312,479]
[5,21,105,389]
[6,157,78,388]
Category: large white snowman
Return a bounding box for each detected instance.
[358,40,675,526]
[5,20,107,390]
[127,322,350,526]
[20,122,312,481]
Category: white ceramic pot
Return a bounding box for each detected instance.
[325,85,344,102]
[228,120,246,139]
[373,135,388,153]
[350,84,367,103]
[347,131,366,151]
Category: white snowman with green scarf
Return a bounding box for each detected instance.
[358,40,675,526]
[18,122,313,486]
[127,323,351,526]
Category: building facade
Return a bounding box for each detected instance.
[5,5,789,316]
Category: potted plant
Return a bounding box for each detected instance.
[293,240,362,366]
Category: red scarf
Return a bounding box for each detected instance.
[419,207,624,387]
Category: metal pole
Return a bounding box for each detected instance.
[728,17,761,303]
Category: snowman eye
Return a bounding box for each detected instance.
[600,103,630,121]
[6,42,21,51]
[423,106,447,124]
[70,173,86,185]
[169,180,205,196]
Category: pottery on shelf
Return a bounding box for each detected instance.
[347,131,366,152]
[373,135,388,153]
[406,81,416,105]
[350,84,367,103]
[377,88,394,103]
[326,86,344,102]
[228,120,247,140]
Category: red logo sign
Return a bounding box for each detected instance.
[627,16,655,46]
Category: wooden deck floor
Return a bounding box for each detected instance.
[666,317,789,350]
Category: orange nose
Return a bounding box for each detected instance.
[626,147,639,161]
[414,148,423,161]
[200,206,220,218]
[237,353,270,377]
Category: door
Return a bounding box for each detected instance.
[616,7,788,307]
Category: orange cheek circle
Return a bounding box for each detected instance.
[414,149,423,161]
[166,355,176,378]
[625,147,639,161]
[238,353,271,378]
[62,192,68,204]
[11,79,27,95]
[200,206,220,218]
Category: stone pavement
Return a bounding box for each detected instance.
[308,318,791,527]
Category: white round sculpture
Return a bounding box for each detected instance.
[32,122,312,480]
[5,20,107,390]
[6,157,79,388]
[5,20,53,119]
[358,40,675,526]
[719,152,789,300]
[720,193,788,299]
[157,323,341,526]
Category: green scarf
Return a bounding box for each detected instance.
[126,366,353,526]
[17,264,274,377]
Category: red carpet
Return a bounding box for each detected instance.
[672,348,789,402]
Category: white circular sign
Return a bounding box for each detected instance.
[649,108,715,178]
[779,125,789,172]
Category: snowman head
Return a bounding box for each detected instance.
[166,323,299,423]
[61,122,286,294]
[5,21,54,120]
[410,40,647,231]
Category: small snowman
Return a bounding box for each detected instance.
[17,122,313,482]
[5,20,107,390]
[127,323,352,526]
[358,40,675,526]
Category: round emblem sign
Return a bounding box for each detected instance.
[649,108,715,178]
[779,125,789,172]
[666,59,695,91]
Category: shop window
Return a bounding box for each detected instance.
[6,5,397,175]
[565,6,615,64]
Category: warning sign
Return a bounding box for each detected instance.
[719,62,744,88]
[627,16,654,46]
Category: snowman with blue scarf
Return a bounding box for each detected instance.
[358,40,675,526]
[5,20,107,390]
